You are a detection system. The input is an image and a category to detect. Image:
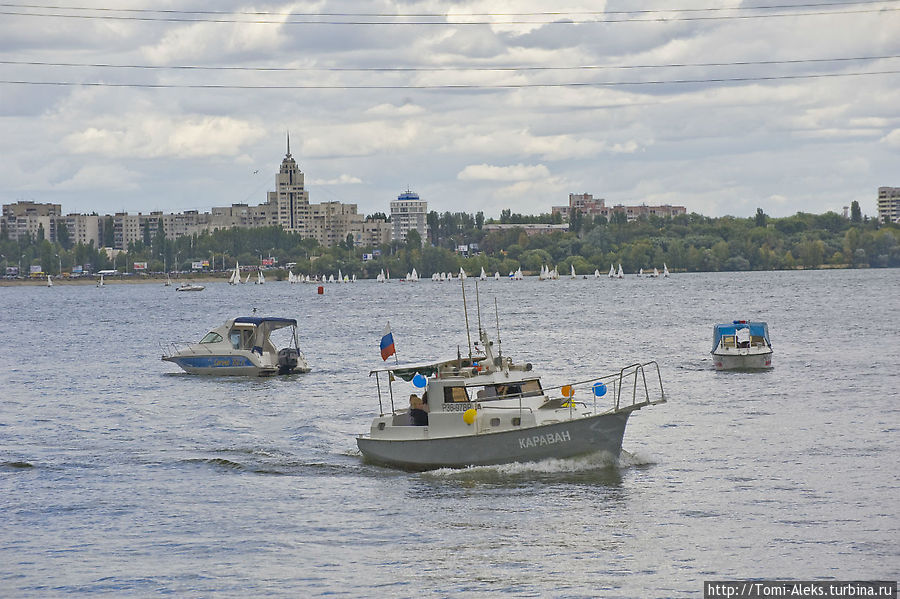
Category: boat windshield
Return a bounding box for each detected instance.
[443,386,470,403]
[199,332,222,344]
[476,380,543,400]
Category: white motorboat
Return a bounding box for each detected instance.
[162,316,311,376]
[711,320,773,370]
[175,282,204,291]
[357,288,666,470]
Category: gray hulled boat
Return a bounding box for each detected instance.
[357,294,666,470]
[711,320,773,370]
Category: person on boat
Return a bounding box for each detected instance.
[735,327,751,348]
[409,394,429,426]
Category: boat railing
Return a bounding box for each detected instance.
[540,361,666,413]
[159,340,217,358]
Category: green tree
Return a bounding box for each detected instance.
[850,201,862,224]
[755,208,767,228]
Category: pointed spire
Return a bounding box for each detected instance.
[286,130,291,157]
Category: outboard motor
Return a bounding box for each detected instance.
[277,348,300,374]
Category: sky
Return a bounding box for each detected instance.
[1,1,899,221]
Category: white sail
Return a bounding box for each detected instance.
[538,265,546,281]
[571,264,576,279]
[97,274,104,287]
[338,269,343,283]
[594,269,601,278]
[653,267,659,277]
[663,263,670,277]
[257,268,265,284]
[47,274,52,287]
[411,268,418,282]
[608,264,615,278]
[638,268,643,277]
[328,274,335,283]
[494,271,500,280]
[479,267,487,280]
[245,272,251,284]
[617,264,624,278]
[459,267,467,280]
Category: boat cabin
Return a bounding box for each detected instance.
[711,321,771,353]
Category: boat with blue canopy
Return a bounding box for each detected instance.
[711,320,773,370]
[161,316,310,376]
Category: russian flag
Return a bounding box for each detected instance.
[380,322,396,361]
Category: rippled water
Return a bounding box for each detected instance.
[1,269,898,597]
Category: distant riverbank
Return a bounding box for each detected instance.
[0,274,232,287]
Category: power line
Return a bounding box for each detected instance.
[1,0,896,17]
[2,69,898,90]
[2,55,898,74]
[0,4,898,24]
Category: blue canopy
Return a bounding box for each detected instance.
[234,317,297,327]
[711,321,770,353]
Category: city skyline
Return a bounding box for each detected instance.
[1,2,898,220]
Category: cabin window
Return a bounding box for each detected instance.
[199,332,222,344]
[490,418,501,427]
[444,386,469,403]
[512,417,521,426]
[229,332,241,349]
[521,380,543,397]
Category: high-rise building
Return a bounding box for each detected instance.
[266,133,310,235]
[877,187,900,223]
[390,190,428,243]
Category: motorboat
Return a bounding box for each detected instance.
[175,282,205,291]
[162,316,311,376]
[357,289,666,470]
[711,320,773,370]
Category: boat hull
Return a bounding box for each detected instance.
[357,411,631,470]
[162,354,309,376]
[711,348,773,370]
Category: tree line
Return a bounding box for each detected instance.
[2,201,898,278]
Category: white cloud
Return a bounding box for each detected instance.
[63,116,265,159]
[308,174,364,185]
[457,163,550,181]
[881,129,900,149]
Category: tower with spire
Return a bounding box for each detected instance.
[267,131,310,233]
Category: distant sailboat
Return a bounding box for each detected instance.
[257,268,265,284]
[459,267,467,280]
[410,268,419,282]
[608,264,615,278]
[663,263,670,278]
[594,269,601,279]
[244,272,251,284]
[97,274,104,288]
[538,265,547,281]
[653,267,660,278]
[479,267,487,281]
[494,271,500,280]
[47,274,53,287]
[377,269,385,283]
[570,264,576,279]
[638,268,643,277]
[229,262,239,285]
[617,264,624,279]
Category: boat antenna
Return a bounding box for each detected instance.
[475,279,484,335]
[461,279,473,360]
[494,297,502,361]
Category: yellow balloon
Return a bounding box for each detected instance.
[463,408,477,425]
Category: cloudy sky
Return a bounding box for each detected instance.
[1,1,898,220]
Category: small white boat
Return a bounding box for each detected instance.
[594,269,601,279]
[162,316,311,376]
[570,264,577,279]
[257,269,265,285]
[617,264,624,279]
[229,262,240,285]
[479,267,487,281]
[165,274,172,287]
[494,272,500,281]
[608,264,615,278]
[46,274,53,287]
[357,293,666,470]
[96,274,105,288]
[175,282,205,292]
[711,320,773,370]
[663,263,670,278]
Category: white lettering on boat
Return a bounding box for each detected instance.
[519,430,571,449]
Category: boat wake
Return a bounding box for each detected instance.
[422,449,657,482]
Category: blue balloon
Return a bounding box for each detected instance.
[592,382,607,397]
[413,373,427,388]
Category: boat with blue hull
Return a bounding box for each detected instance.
[162,316,310,376]
[711,320,773,370]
